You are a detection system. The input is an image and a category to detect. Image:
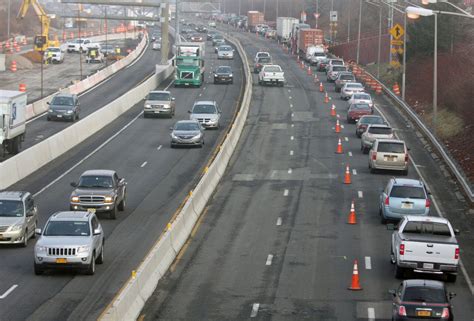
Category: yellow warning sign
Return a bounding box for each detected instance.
[390,60,401,68]
[391,40,404,45]
[389,24,405,40]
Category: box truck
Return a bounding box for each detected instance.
[0,90,26,155]
[276,17,299,43]
[247,11,264,31]
[297,29,324,58]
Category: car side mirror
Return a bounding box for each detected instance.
[47,102,50,105]
[386,223,397,231]
[93,228,101,235]
[27,210,35,217]
[35,228,42,235]
[454,228,460,235]
[188,110,191,113]
[119,178,126,185]
[407,147,411,151]
[388,289,396,297]
[171,97,176,101]
[448,292,456,300]
[70,182,78,188]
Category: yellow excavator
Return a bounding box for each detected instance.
[17,0,60,51]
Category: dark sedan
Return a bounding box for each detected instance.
[214,66,233,84]
[347,103,373,124]
[390,279,454,321]
[355,115,385,137]
[47,93,80,122]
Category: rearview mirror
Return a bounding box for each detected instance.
[35,228,42,235]
[388,289,396,297]
[93,228,101,235]
[47,102,50,105]
[119,178,126,185]
[449,292,456,299]
[454,228,460,235]
[70,182,78,188]
[171,97,176,101]
[188,110,191,113]
[386,223,397,231]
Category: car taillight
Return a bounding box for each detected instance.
[441,308,450,318]
[405,153,409,162]
[372,152,377,161]
[425,198,431,208]
[454,247,460,260]
[398,306,407,316]
[257,64,261,67]
[399,244,405,255]
[385,196,390,206]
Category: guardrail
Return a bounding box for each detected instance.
[0,59,174,190]
[98,33,252,321]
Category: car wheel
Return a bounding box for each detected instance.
[362,146,369,154]
[109,205,117,219]
[118,197,125,211]
[47,116,51,121]
[446,274,457,283]
[96,243,104,264]
[76,113,80,120]
[144,113,149,118]
[170,143,175,149]
[34,263,44,275]
[85,252,96,275]
[402,169,408,176]
[380,213,387,224]
[21,229,28,247]
[395,265,405,279]
[370,167,377,174]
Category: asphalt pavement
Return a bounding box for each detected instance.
[139,23,474,321]
[0,37,244,321]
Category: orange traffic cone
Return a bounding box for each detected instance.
[307,66,312,75]
[319,82,324,92]
[313,75,318,83]
[19,83,26,92]
[393,82,400,95]
[348,260,362,290]
[10,61,17,72]
[336,138,343,154]
[335,119,341,133]
[376,83,382,95]
[331,104,337,117]
[324,92,329,103]
[347,200,357,224]
[344,165,352,184]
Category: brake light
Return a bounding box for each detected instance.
[398,305,407,316]
[372,152,376,161]
[405,153,409,162]
[425,198,431,208]
[455,248,460,260]
[399,244,405,255]
[385,196,390,206]
[441,308,450,318]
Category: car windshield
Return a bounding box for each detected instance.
[332,60,344,65]
[351,104,371,110]
[48,48,60,52]
[257,53,270,58]
[258,57,271,63]
[44,221,90,236]
[347,84,363,89]
[402,222,452,236]
[340,74,355,81]
[219,46,232,51]
[354,94,371,100]
[314,53,326,57]
[217,66,231,73]
[0,200,24,217]
[175,122,200,131]
[360,116,384,125]
[264,66,282,72]
[51,96,74,106]
[333,66,346,72]
[214,35,223,40]
[390,186,425,199]
[403,286,447,303]
[78,175,114,188]
[193,104,217,114]
[377,142,405,153]
[148,92,170,101]
[102,45,113,50]
[368,127,392,135]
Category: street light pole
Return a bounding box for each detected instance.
[433,13,438,134]
[377,4,382,78]
[7,0,11,40]
[402,13,407,100]
[175,0,180,45]
[356,0,362,64]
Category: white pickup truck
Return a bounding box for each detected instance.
[390,215,460,282]
[258,64,285,87]
[66,38,99,53]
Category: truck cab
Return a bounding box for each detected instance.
[174,42,206,87]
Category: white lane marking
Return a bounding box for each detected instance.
[157,145,162,150]
[289,96,292,100]
[341,124,345,129]
[344,137,349,142]
[368,307,375,321]
[290,136,294,140]
[348,151,353,157]
[365,256,372,270]
[288,89,291,93]
[203,87,206,90]
[352,169,357,175]
[33,111,143,197]
[358,191,364,198]
[289,103,293,108]
[140,161,148,168]
[266,254,274,266]
[276,217,282,226]
[290,150,294,156]
[291,112,295,118]
[283,189,289,196]
[288,168,292,174]
[199,93,202,96]
[250,303,260,318]
[0,285,18,299]
[291,124,294,128]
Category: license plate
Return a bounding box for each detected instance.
[423,263,434,269]
[57,115,62,118]
[401,203,414,209]
[416,310,431,317]
[384,156,396,161]
[56,258,67,264]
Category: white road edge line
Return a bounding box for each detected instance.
[0,285,18,299]
[266,254,274,266]
[373,104,474,295]
[368,307,375,321]
[250,303,260,318]
[358,191,363,198]
[276,217,282,226]
[140,161,148,168]
[283,189,289,196]
[365,256,372,270]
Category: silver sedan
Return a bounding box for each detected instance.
[347,92,373,108]
[170,120,205,148]
[340,82,365,100]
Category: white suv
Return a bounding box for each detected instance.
[34,211,104,275]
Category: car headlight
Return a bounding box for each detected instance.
[48,109,53,113]
[10,224,23,232]
[229,74,233,77]
[214,74,218,77]
[71,196,79,203]
[145,104,152,109]
[104,196,114,203]
[77,245,90,254]
[162,105,171,109]
[171,133,178,139]
[193,133,202,139]
[36,245,47,253]
[66,110,73,114]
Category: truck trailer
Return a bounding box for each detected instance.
[247,11,264,32]
[0,90,26,155]
[297,28,324,58]
[276,17,299,43]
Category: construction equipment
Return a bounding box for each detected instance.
[17,0,59,51]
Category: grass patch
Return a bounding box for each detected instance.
[424,109,464,139]
[364,63,401,85]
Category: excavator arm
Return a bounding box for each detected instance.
[17,0,55,51]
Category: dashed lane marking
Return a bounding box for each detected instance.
[290,150,294,156]
[348,151,353,157]
[344,137,349,142]
[288,168,292,174]
[0,285,18,299]
[365,256,372,270]
[368,307,375,321]
[140,161,148,168]
[352,169,357,175]
[284,189,289,196]
[290,103,293,108]
[290,136,294,140]
[250,303,260,318]
[291,124,295,128]
[276,217,282,226]
[358,191,363,198]
[266,254,274,266]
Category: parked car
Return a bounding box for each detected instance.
[361,124,394,153]
[347,103,373,123]
[335,72,356,92]
[340,82,365,100]
[85,45,104,63]
[189,100,221,129]
[100,44,115,56]
[70,170,127,219]
[327,65,348,82]
[214,65,234,84]
[258,64,285,86]
[389,215,459,282]
[47,93,80,122]
[254,56,272,73]
[34,211,104,275]
[355,115,385,137]
[170,120,205,148]
[348,93,373,108]
[143,90,175,118]
[380,178,430,223]
[217,45,234,59]
[43,47,65,64]
[390,279,455,320]
[0,191,38,247]
[369,139,409,174]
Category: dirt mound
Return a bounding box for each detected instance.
[5,53,34,69]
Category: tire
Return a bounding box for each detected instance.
[109,205,117,219]
[47,116,51,121]
[96,244,104,264]
[144,113,149,118]
[362,146,369,154]
[118,197,125,211]
[34,263,44,275]
[446,274,457,283]
[395,265,406,279]
[21,229,28,248]
[170,143,175,149]
[402,169,408,176]
[85,252,96,275]
[76,113,80,120]
[380,212,387,224]
[370,167,377,174]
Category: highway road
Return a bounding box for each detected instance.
[0,37,244,320]
[139,24,474,320]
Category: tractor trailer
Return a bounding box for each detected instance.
[0,90,26,155]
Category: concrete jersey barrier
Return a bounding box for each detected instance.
[98,33,253,321]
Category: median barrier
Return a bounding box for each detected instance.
[98,32,252,321]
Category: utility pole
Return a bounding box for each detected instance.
[175,0,180,45]
[347,0,351,43]
[161,0,170,65]
[78,8,83,80]
[263,0,266,19]
[238,0,241,16]
[356,0,362,64]
[315,0,318,28]
[7,0,11,40]
[40,15,44,99]
[105,6,108,67]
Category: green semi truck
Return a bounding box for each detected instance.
[173,42,205,87]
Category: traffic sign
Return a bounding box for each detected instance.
[390,60,401,68]
[390,24,404,40]
[330,11,338,22]
[391,40,403,45]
